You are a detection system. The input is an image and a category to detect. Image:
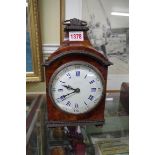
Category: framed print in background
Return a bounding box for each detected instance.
[26,0,43,82]
[82,0,129,90]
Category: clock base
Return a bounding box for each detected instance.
[46,120,105,127]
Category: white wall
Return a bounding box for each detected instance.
[65,0,82,20]
[39,0,60,44]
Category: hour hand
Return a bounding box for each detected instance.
[62,85,75,90]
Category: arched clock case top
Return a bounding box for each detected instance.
[43,18,112,127]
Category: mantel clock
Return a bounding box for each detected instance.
[43,18,112,127]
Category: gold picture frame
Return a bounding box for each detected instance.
[60,0,65,44]
[26,0,43,82]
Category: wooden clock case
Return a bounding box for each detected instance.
[43,19,112,127]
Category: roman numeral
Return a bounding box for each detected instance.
[66,73,71,79]
[74,103,79,112]
[66,101,71,106]
[91,88,96,92]
[76,71,80,76]
[84,74,87,79]
[88,95,94,101]
[56,95,65,102]
[58,89,63,92]
[75,103,79,108]
[60,96,65,100]
[89,80,95,84]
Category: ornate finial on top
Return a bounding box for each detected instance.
[63,18,89,31]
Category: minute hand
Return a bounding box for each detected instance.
[62,91,76,98]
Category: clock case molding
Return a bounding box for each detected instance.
[43,19,112,127]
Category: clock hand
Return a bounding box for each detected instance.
[62,85,77,91]
[58,88,80,101]
[63,91,76,97]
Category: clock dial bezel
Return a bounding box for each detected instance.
[48,61,105,115]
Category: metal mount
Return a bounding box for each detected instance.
[64,18,89,31]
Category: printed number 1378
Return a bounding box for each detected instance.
[70,34,81,39]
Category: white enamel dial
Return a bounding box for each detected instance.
[49,61,104,114]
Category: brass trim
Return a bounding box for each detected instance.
[47,120,105,127]
[60,0,65,44]
[26,0,43,82]
[43,50,112,67]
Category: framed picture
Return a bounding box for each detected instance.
[82,0,129,90]
[82,0,129,75]
[26,0,43,82]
